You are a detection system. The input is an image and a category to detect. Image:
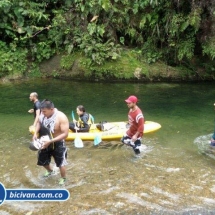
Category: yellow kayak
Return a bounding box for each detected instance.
[29,121,161,141]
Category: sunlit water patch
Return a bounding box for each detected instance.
[2,201,44,215]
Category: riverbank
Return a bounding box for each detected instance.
[39,50,215,82]
[1,49,215,83]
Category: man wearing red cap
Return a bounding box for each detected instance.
[121,95,144,155]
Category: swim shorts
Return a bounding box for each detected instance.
[37,141,67,167]
[121,135,141,154]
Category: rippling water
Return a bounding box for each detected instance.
[0,79,215,214]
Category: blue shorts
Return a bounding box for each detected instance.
[37,141,67,167]
[211,141,215,146]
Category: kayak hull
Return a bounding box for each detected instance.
[29,121,161,141]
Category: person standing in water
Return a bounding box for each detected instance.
[33,99,69,185]
[28,92,41,127]
[121,95,144,155]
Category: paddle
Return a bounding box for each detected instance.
[93,119,102,146]
[88,114,102,145]
[71,110,75,121]
[74,130,84,148]
[89,114,95,124]
[71,111,84,148]
[93,122,116,145]
[94,133,102,146]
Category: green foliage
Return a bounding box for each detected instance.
[0,0,215,79]
[177,36,195,61]
[31,42,55,63]
[27,63,42,78]
[77,49,149,79]
[73,33,121,65]
[188,7,202,32]
[142,39,162,64]
[0,41,27,78]
[60,55,74,70]
[202,37,215,60]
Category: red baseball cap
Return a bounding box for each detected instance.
[125,95,138,103]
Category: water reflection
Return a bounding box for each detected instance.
[0,80,215,214]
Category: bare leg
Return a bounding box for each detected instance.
[59,166,66,178]
[43,164,53,172]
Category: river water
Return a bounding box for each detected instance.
[0,79,215,215]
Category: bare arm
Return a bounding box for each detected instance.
[32,119,41,140]
[132,117,144,141]
[33,109,40,127]
[51,113,69,142]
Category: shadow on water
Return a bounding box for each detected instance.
[0,80,215,214]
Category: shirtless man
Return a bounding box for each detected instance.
[33,99,69,185]
[28,92,41,127]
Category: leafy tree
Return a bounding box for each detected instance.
[0,0,215,78]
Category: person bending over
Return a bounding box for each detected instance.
[69,105,93,132]
[33,99,69,185]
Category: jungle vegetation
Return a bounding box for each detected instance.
[0,0,215,80]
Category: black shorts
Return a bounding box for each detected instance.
[121,135,141,149]
[37,141,67,167]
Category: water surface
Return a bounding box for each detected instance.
[0,79,215,214]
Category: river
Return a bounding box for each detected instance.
[0,79,215,215]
